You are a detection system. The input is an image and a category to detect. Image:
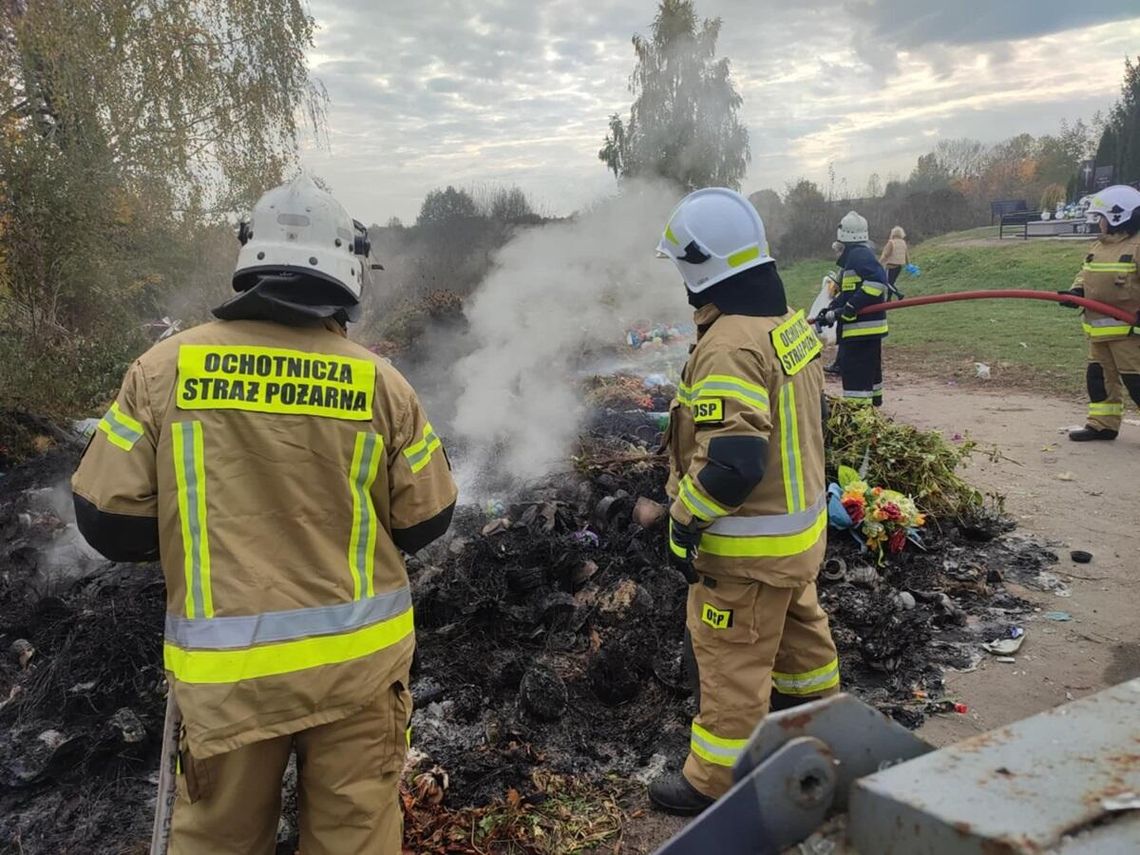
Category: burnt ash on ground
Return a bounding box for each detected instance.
[0,412,1058,854]
[0,446,164,854]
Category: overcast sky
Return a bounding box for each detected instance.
[298,1,1140,224]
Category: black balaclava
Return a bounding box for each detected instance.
[213,272,361,327]
[687,262,789,317]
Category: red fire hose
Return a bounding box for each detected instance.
[855,289,1138,324]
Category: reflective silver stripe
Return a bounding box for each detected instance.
[779,384,803,513]
[173,421,211,619]
[101,406,143,447]
[680,476,726,520]
[165,586,413,650]
[351,433,382,598]
[706,494,826,536]
[694,380,768,409]
[1087,317,1129,327]
[690,728,744,766]
[404,429,440,470]
[843,390,876,398]
[773,661,840,693]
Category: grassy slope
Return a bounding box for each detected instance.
[778,232,1096,395]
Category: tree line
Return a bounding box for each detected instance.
[2,0,1137,447]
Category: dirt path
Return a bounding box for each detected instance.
[881,377,1140,748]
[619,375,1140,853]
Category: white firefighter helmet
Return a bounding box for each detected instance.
[837,210,869,243]
[233,174,370,300]
[1085,185,1140,229]
[656,188,773,294]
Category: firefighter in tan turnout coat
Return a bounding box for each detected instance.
[1060,184,1140,442]
[72,176,457,854]
[649,188,839,815]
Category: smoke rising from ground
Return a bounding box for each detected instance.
[451,180,691,498]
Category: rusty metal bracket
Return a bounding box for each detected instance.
[654,694,933,854]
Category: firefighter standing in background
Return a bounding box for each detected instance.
[72,176,458,854]
[649,188,839,815]
[1059,184,1140,442]
[817,211,889,407]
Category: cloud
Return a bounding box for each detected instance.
[846,0,1139,46]
[297,1,1140,223]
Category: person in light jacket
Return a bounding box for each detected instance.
[879,226,909,299]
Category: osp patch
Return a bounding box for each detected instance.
[701,603,733,630]
[692,398,724,424]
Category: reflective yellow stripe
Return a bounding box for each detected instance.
[678,375,770,412]
[699,506,826,558]
[406,726,412,747]
[841,322,888,338]
[1088,402,1124,416]
[772,658,840,696]
[668,519,689,558]
[664,224,679,245]
[679,475,729,521]
[403,424,442,474]
[163,607,414,684]
[779,384,806,513]
[1083,262,1137,273]
[1082,322,1136,338]
[97,402,145,451]
[861,284,884,297]
[727,245,760,268]
[690,721,747,767]
[110,401,143,434]
[166,588,411,649]
[349,433,384,601]
[172,422,212,619]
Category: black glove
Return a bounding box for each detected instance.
[668,514,702,584]
[814,309,838,328]
[1057,287,1083,309]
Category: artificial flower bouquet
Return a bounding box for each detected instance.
[827,465,926,561]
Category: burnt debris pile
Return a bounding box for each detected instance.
[0,388,1060,853]
[0,447,164,853]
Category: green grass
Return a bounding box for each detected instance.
[779,233,1096,394]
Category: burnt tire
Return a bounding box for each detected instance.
[519,664,567,721]
[507,566,546,593]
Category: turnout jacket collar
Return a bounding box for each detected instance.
[688,264,790,318]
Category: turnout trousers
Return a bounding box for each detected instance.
[1086,337,1140,432]
[840,337,883,407]
[683,573,840,798]
[170,677,411,855]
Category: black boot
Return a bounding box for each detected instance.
[1068,425,1118,442]
[648,773,715,816]
[823,362,841,376]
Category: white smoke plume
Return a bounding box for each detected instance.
[451,180,692,498]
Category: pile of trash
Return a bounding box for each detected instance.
[624,321,694,351]
[0,394,1063,854]
[0,446,164,853]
